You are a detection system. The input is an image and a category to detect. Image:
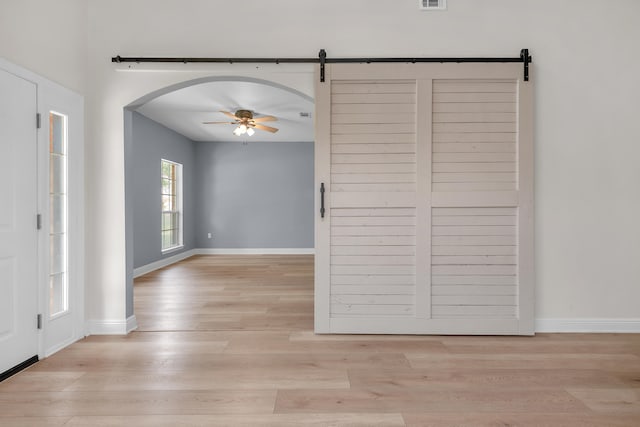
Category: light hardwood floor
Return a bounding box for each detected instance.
[1,255,639,426]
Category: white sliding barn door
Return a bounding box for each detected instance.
[315,63,533,335]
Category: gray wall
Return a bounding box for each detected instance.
[195,141,314,249]
[131,112,197,268]
[130,115,314,277]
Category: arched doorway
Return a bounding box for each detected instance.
[124,76,315,330]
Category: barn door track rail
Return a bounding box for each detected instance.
[112,49,532,82]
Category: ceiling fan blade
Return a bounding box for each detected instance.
[220,110,238,120]
[252,115,278,123]
[254,124,279,133]
[203,121,235,124]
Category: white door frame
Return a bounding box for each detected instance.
[0,58,85,359]
[37,79,85,357]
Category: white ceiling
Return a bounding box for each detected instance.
[135,79,314,142]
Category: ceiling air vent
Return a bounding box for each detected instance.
[420,0,447,10]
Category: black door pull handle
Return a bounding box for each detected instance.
[320,183,325,218]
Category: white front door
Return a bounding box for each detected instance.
[0,68,39,373]
[315,62,534,335]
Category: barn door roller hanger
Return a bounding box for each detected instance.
[112,49,532,82]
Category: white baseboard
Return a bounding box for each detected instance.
[86,315,138,335]
[535,318,640,333]
[196,248,315,255]
[86,319,127,335]
[133,249,198,278]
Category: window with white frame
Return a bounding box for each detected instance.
[161,159,183,252]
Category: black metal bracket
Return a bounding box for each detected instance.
[319,49,327,83]
[520,49,531,82]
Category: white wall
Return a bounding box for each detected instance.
[0,0,87,94]
[84,0,639,331]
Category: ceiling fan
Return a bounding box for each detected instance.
[203,109,279,136]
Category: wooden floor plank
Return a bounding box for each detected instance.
[0,372,86,392]
[63,413,405,426]
[567,388,640,414]
[274,388,589,413]
[444,341,640,355]
[0,390,277,417]
[402,413,640,427]
[61,369,350,391]
[0,417,71,427]
[348,368,630,390]
[0,255,639,425]
[30,350,411,373]
[406,352,640,372]
[224,334,449,354]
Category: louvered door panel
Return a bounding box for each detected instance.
[432,80,517,192]
[431,207,518,318]
[331,207,416,317]
[329,81,418,320]
[430,78,530,331]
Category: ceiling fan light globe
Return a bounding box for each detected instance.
[233,127,243,136]
[239,124,247,133]
[246,127,255,136]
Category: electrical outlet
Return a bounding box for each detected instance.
[207,233,212,239]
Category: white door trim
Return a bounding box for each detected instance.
[38,82,85,357]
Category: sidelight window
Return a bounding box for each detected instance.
[49,112,68,317]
